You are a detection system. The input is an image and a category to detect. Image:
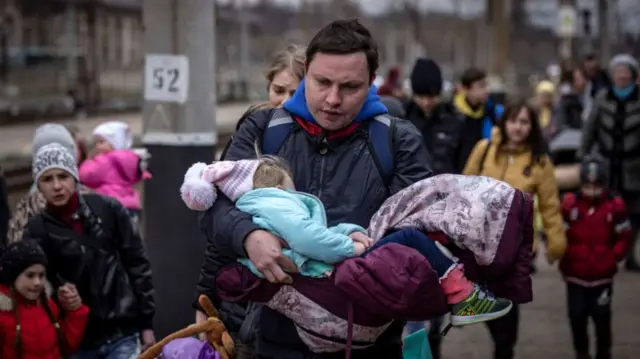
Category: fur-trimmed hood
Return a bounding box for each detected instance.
[0,281,53,311]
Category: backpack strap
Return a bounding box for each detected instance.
[368,115,395,186]
[262,110,395,185]
[262,108,294,155]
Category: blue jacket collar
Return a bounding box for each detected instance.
[283,79,388,124]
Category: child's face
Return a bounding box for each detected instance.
[581,183,604,199]
[37,168,77,207]
[93,135,113,155]
[14,264,46,301]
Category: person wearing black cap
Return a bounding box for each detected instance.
[405,58,465,175]
[0,239,89,359]
[403,58,465,359]
[559,157,632,359]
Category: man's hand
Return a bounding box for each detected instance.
[141,329,156,351]
[57,283,82,311]
[349,232,373,249]
[244,230,298,284]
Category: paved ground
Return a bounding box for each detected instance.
[440,252,640,359]
[0,102,252,160]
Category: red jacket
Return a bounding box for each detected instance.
[0,285,89,359]
[559,192,632,283]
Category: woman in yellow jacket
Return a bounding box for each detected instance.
[463,99,566,260]
[463,99,567,359]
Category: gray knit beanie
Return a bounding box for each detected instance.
[32,143,79,184]
[608,54,639,78]
[32,123,78,161]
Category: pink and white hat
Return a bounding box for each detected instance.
[180,159,260,211]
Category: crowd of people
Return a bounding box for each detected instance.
[0,120,153,359]
[0,17,637,359]
[374,39,638,359]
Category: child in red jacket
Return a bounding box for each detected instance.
[0,239,89,359]
[560,158,632,359]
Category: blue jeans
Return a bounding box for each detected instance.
[367,228,455,276]
[71,334,140,359]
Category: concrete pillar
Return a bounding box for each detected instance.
[142,0,216,337]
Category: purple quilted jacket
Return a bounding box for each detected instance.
[449,190,535,304]
[216,243,448,354]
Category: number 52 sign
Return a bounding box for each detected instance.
[144,54,189,104]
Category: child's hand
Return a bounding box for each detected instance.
[350,232,373,256]
[353,242,367,256]
[58,283,82,311]
[349,232,374,249]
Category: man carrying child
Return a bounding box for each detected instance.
[197,19,433,359]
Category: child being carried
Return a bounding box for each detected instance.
[181,156,512,329]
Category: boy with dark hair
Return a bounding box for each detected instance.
[453,67,504,167]
[560,157,631,359]
[582,53,611,97]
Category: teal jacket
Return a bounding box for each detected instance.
[236,188,366,277]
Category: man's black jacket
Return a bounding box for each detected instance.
[405,101,465,174]
[197,108,432,359]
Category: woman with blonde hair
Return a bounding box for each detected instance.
[195,44,306,359]
[264,44,305,107]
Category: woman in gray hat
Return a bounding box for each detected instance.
[5,124,92,246]
[25,143,156,357]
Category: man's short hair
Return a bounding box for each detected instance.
[460,68,487,88]
[306,19,379,80]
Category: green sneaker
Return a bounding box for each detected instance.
[450,285,513,326]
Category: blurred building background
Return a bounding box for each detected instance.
[0,0,638,117]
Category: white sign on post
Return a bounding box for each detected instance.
[144,54,189,104]
[557,5,577,37]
